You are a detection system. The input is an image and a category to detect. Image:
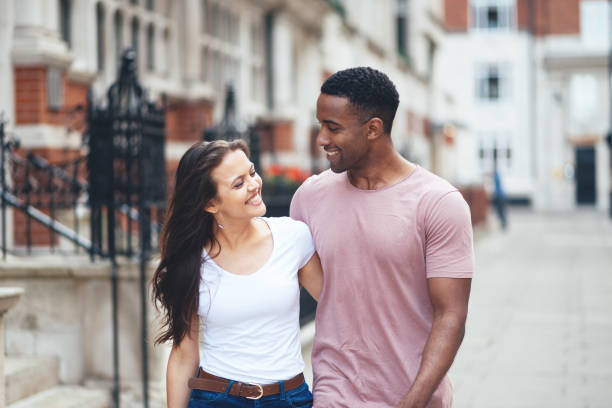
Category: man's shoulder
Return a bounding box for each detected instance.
[296,169,342,194]
[410,166,460,201]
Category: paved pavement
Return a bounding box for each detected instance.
[451,209,612,408]
[302,209,612,407]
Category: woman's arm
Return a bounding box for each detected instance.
[298,252,323,301]
[167,314,201,408]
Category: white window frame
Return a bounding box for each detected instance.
[475,62,511,102]
[470,0,515,31]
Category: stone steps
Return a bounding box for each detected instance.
[4,356,110,408]
[4,356,59,405]
[7,386,110,408]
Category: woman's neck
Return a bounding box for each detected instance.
[212,217,261,252]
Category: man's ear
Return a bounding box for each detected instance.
[366,117,384,140]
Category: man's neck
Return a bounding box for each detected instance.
[347,150,415,191]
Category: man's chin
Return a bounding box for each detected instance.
[329,165,346,173]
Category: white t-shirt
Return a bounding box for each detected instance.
[198,217,315,384]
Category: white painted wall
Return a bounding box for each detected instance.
[438,29,534,197]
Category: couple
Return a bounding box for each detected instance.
[152,67,474,408]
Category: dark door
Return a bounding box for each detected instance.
[575,146,596,205]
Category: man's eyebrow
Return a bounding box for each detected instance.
[321,119,341,126]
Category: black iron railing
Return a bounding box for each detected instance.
[1,49,165,408]
[0,120,93,257]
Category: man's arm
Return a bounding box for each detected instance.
[397,277,471,408]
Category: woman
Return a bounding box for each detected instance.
[152,139,322,408]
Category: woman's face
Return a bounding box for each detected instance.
[206,149,266,222]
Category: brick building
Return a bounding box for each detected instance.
[440,0,610,211]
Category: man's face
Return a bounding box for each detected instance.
[316,93,369,173]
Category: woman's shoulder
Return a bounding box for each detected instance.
[262,216,310,235]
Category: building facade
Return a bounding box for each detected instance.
[0,1,461,401]
[441,0,611,211]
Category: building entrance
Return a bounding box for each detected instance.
[575,146,596,205]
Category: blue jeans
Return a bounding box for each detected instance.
[187,381,313,408]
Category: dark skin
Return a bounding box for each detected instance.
[316,94,472,408]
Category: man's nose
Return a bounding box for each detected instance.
[316,129,330,146]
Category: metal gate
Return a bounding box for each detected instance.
[87,49,166,408]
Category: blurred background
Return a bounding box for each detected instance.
[0,0,610,407]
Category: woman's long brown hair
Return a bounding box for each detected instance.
[151,139,249,345]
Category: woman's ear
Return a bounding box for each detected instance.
[204,199,218,214]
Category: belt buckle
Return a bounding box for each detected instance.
[245,382,264,400]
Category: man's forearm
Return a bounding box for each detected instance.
[397,313,466,408]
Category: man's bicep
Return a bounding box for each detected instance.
[427,277,471,318]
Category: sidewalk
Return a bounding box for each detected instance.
[301,209,612,407]
[451,209,612,408]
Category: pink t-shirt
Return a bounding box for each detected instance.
[290,166,474,408]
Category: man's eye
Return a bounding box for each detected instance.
[328,126,339,132]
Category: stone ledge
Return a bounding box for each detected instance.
[7,386,110,408]
[0,256,159,280]
[0,288,24,314]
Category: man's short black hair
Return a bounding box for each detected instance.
[321,67,400,134]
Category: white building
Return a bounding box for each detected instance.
[440,0,611,211]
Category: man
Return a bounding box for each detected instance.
[290,67,473,408]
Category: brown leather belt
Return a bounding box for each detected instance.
[188,369,305,400]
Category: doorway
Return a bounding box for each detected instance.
[575,146,596,205]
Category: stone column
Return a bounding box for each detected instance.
[0,287,23,408]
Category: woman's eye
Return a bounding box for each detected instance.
[250,170,257,177]
[234,182,243,189]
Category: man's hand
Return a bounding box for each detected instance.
[396,277,471,408]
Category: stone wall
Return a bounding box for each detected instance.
[0,257,165,391]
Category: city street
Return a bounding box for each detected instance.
[301,209,612,407]
[451,210,612,408]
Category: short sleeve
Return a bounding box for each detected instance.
[289,183,306,223]
[424,191,474,279]
[292,219,315,269]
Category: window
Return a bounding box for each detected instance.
[570,74,597,124]
[47,66,63,111]
[471,0,514,30]
[130,0,138,5]
[475,63,511,101]
[59,0,71,48]
[146,0,154,11]
[162,28,170,75]
[396,0,410,60]
[96,3,105,71]
[114,11,123,65]
[131,17,140,59]
[479,135,512,172]
[146,24,154,71]
[201,47,209,82]
[580,1,609,50]
[201,0,208,33]
[426,37,436,80]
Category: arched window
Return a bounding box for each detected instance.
[146,0,154,11]
[59,0,71,48]
[96,2,105,71]
[114,10,123,65]
[146,24,155,71]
